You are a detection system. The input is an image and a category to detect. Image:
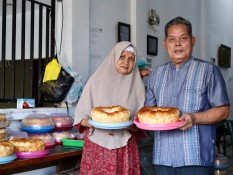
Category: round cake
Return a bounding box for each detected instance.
[137,106,180,124]
[0,133,7,140]
[50,113,73,127]
[52,131,71,144]
[0,142,14,157]
[91,105,131,123]
[28,133,55,147]
[0,113,6,121]
[22,114,54,127]
[0,129,8,141]
[10,138,45,152]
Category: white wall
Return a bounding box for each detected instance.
[147,0,201,68]
[61,0,201,80]
[204,0,233,118]
[59,0,233,116]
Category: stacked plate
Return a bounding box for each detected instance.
[0,113,13,142]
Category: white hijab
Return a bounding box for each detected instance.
[74,41,145,149]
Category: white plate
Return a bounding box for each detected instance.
[88,118,133,130]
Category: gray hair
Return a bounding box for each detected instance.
[164,16,192,38]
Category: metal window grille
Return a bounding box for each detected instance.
[0,0,56,106]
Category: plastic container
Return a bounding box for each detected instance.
[70,132,84,140]
[21,114,54,133]
[0,120,11,129]
[0,133,10,142]
[28,132,55,148]
[49,113,73,130]
[8,131,28,140]
[52,131,71,144]
[62,138,84,147]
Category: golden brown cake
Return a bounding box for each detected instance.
[91,105,131,123]
[22,115,53,127]
[50,114,73,126]
[0,133,7,140]
[0,128,7,140]
[0,142,14,157]
[10,138,45,152]
[0,128,6,134]
[137,106,180,124]
[0,113,6,121]
[28,133,54,144]
[52,131,71,143]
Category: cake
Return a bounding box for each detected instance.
[52,131,71,144]
[10,138,45,152]
[0,142,14,157]
[22,114,54,127]
[91,105,131,123]
[50,113,73,127]
[137,106,180,124]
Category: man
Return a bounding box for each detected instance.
[145,16,230,175]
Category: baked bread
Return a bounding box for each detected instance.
[0,142,14,157]
[52,131,71,143]
[10,138,45,152]
[0,128,6,134]
[22,115,54,127]
[91,105,131,123]
[28,133,54,145]
[0,113,6,121]
[0,133,7,140]
[50,114,73,126]
[137,106,180,124]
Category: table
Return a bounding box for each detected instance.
[0,145,83,175]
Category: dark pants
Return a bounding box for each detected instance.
[155,165,214,175]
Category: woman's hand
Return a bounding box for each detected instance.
[81,118,92,128]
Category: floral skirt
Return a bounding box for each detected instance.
[80,133,141,175]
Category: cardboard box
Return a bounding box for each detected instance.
[17,98,35,108]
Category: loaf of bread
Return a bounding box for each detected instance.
[137,106,180,124]
[0,142,14,157]
[10,138,45,152]
[91,105,130,123]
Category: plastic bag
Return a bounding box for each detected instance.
[64,72,83,104]
[39,59,74,103]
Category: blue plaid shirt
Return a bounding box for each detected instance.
[145,57,230,167]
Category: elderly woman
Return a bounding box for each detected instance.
[74,41,145,175]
